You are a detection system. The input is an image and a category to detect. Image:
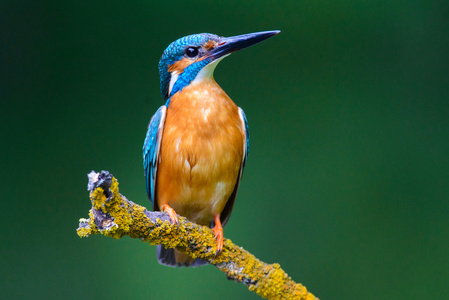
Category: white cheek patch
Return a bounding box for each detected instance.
[192,54,231,84]
[168,71,179,97]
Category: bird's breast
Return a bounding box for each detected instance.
[156,78,245,224]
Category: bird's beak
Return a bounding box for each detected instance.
[209,30,280,61]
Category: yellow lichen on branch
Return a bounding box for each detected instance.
[77,170,318,300]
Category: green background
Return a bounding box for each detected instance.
[2,1,448,299]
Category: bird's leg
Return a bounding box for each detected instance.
[161,204,179,228]
[212,214,223,256]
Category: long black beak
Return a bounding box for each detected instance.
[210,30,280,60]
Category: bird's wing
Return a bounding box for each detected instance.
[143,105,167,210]
[220,107,250,227]
[240,107,250,167]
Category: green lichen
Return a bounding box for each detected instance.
[77,172,318,300]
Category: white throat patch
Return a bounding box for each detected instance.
[192,54,230,84]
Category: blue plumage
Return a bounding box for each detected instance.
[169,59,210,99]
[143,105,166,207]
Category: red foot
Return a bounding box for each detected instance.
[161,204,179,228]
[213,214,223,256]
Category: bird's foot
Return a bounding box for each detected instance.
[161,204,179,229]
[213,214,223,257]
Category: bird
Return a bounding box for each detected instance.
[143,30,280,267]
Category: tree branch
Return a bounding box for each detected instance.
[77,170,318,300]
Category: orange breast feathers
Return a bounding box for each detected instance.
[156,78,245,226]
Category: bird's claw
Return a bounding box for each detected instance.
[161,204,179,229]
[213,215,223,257]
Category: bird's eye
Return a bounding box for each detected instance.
[185,47,199,58]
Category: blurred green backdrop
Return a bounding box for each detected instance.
[2,1,448,299]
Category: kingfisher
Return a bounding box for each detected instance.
[143,30,280,267]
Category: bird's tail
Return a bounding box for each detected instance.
[157,245,208,267]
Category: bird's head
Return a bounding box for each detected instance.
[158,30,280,100]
